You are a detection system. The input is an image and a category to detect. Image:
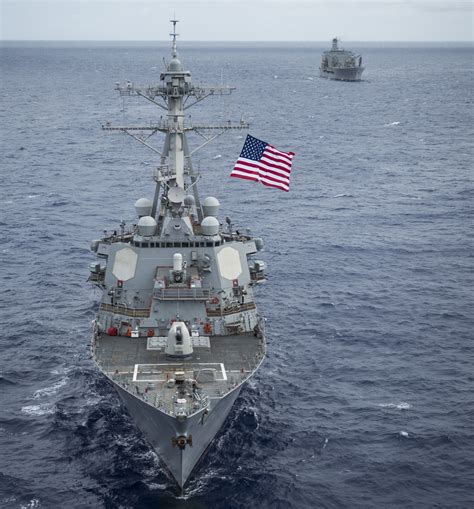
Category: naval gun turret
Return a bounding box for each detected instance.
[165,322,193,358]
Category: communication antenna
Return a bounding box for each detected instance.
[170,18,179,58]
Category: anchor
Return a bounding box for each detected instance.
[171,434,193,450]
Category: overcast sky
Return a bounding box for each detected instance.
[1,0,472,41]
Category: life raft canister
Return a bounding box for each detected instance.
[107,326,118,336]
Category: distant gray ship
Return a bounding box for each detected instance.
[89,21,266,489]
[320,38,364,81]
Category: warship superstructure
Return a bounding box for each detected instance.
[320,38,364,81]
[89,21,266,488]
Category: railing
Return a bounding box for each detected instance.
[99,302,150,318]
[102,232,134,244]
[153,288,211,301]
[206,301,256,317]
[250,270,266,282]
[109,371,210,416]
[88,272,105,283]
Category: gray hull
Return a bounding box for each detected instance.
[320,66,364,82]
[113,379,242,487]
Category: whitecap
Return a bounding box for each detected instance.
[385,121,401,126]
[20,499,41,509]
[33,377,69,399]
[333,193,353,198]
[21,404,55,416]
[212,154,222,159]
[378,402,412,410]
[50,366,70,375]
[397,402,412,410]
[146,482,169,490]
[399,430,409,438]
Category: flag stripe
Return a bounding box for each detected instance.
[264,147,294,164]
[261,155,292,169]
[262,151,292,165]
[234,163,290,184]
[234,160,290,181]
[260,156,292,173]
[231,167,261,180]
[260,178,289,192]
[230,172,259,183]
[231,163,290,184]
[235,158,291,178]
[266,145,295,160]
[230,171,290,190]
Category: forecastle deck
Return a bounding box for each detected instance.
[93,332,265,416]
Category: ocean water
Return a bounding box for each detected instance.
[1,41,473,508]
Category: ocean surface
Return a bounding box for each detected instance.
[1,41,473,508]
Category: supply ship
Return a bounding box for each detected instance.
[320,37,364,81]
[89,21,266,489]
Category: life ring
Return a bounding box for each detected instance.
[147,328,155,337]
[211,297,219,305]
[203,323,212,335]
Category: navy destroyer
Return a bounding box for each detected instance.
[89,21,266,488]
[320,38,364,81]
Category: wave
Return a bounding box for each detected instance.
[33,377,70,399]
[50,200,70,207]
[0,374,16,386]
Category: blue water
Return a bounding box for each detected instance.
[1,42,473,508]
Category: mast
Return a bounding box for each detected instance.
[164,18,185,190]
[103,19,248,223]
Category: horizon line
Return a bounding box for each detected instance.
[1,39,473,43]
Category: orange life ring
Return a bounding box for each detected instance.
[211,297,219,305]
[203,323,212,335]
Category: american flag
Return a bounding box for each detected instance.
[230,135,295,192]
